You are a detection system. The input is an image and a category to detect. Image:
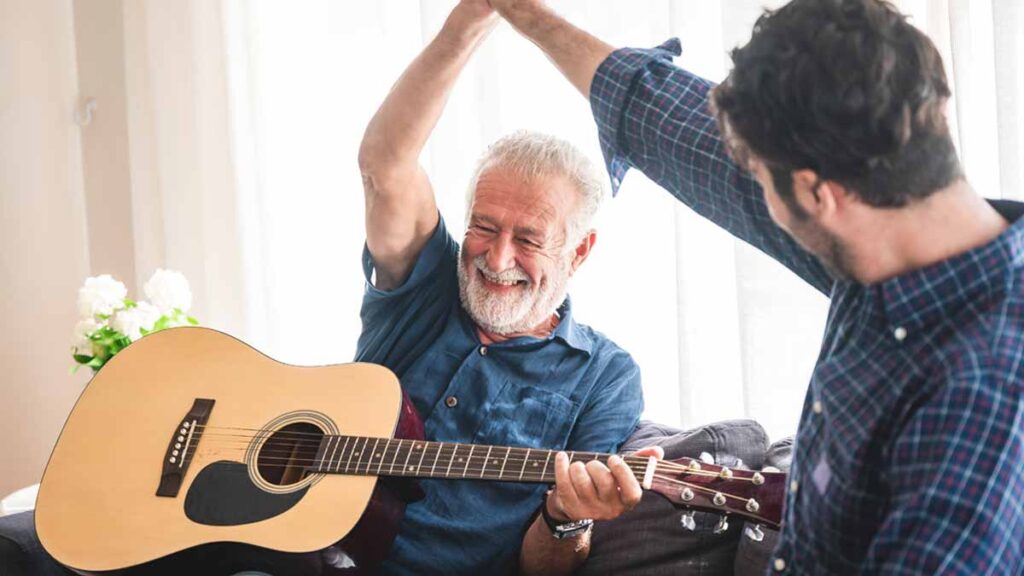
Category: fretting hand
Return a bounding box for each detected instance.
[546,446,664,523]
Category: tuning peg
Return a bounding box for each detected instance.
[713,515,729,534]
[745,524,765,542]
[699,452,715,464]
[680,511,696,531]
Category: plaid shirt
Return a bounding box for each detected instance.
[591,38,1024,575]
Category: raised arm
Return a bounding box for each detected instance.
[358,1,497,290]
[489,0,833,294]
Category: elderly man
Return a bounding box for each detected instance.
[354,1,656,574]
[490,0,1024,573]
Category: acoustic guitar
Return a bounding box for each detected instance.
[37,327,785,575]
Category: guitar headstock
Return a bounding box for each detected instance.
[644,457,786,529]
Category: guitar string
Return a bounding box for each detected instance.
[189,426,743,474]
[194,447,738,481]
[190,440,757,482]
[191,440,755,481]
[189,447,759,488]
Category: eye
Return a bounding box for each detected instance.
[518,238,542,249]
[472,223,497,234]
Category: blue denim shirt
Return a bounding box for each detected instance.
[591,39,1024,575]
[355,217,643,575]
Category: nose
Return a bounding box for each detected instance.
[485,233,517,273]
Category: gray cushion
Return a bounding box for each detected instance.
[0,512,73,576]
[577,419,770,576]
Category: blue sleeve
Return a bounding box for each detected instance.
[354,216,461,378]
[862,367,1024,574]
[566,347,643,454]
[590,38,833,296]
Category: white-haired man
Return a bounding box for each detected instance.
[354,1,655,574]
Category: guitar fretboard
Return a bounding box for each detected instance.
[311,436,641,484]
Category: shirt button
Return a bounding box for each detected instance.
[813,401,823,414]
[445,395,458,408]
[893,326,907,341]
[773,558,786,572]
[790,480,799,494]
[479,346,488,356]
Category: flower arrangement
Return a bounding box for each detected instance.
[71,269,199,373]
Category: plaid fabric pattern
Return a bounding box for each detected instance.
[590,39,1024,575]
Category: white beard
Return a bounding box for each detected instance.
[457,252,572,335]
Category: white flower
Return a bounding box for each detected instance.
[112,301,162,341]
[71,318,101,356]
[77,274,128,318]
[144,269,193,314]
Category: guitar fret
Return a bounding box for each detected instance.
[481,446,493,478]
[400,441,417,475]
[462,445,475,478]
[387,439,403,474]
[541,450,552,482]
[337,436,353,473]
[331,436,350,473]
[519,448,531,481]
[414,441,429,475]
[324,436,340,471]
[430,442,444,477]
[366,438,381,474]
[350,437,368,474]
[499,447,511,479]
[315,436,334,472]
[374,439,389,474]
[445,444,457,478]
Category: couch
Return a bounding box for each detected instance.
[0,419,790,575]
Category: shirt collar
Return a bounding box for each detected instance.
[879,200,1024,333]
[458,294,593,356]
[550,295,593,355]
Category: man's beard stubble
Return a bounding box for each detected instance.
[457,251,572,335]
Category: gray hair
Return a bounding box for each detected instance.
[465,130,606,249]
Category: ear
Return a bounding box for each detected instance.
[569,231,597,276]
[791,170,852,226]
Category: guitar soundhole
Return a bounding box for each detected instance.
[256,422,324,486]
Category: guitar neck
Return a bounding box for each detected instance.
[311,435,642,484]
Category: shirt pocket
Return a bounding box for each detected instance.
[473,382,578,450]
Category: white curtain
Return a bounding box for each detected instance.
[191,0,1023,441]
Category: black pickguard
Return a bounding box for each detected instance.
[185,461,308,526]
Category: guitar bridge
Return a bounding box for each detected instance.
[156,398,215,497]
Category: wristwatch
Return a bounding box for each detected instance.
[541,491,593,540]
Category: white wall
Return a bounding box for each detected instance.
[0,0,91,498]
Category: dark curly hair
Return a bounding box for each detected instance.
[712,0,962,209]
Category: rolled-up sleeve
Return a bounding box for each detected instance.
[590,39,833,295]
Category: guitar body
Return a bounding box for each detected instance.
[36,327,423,574]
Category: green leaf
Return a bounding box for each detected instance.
[124,298,137,308]
[72,354,93,364]
[152,316,172,332]
[87,357,105,369]
[187,316,199,326]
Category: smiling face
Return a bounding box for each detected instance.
[457,167,584,335]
